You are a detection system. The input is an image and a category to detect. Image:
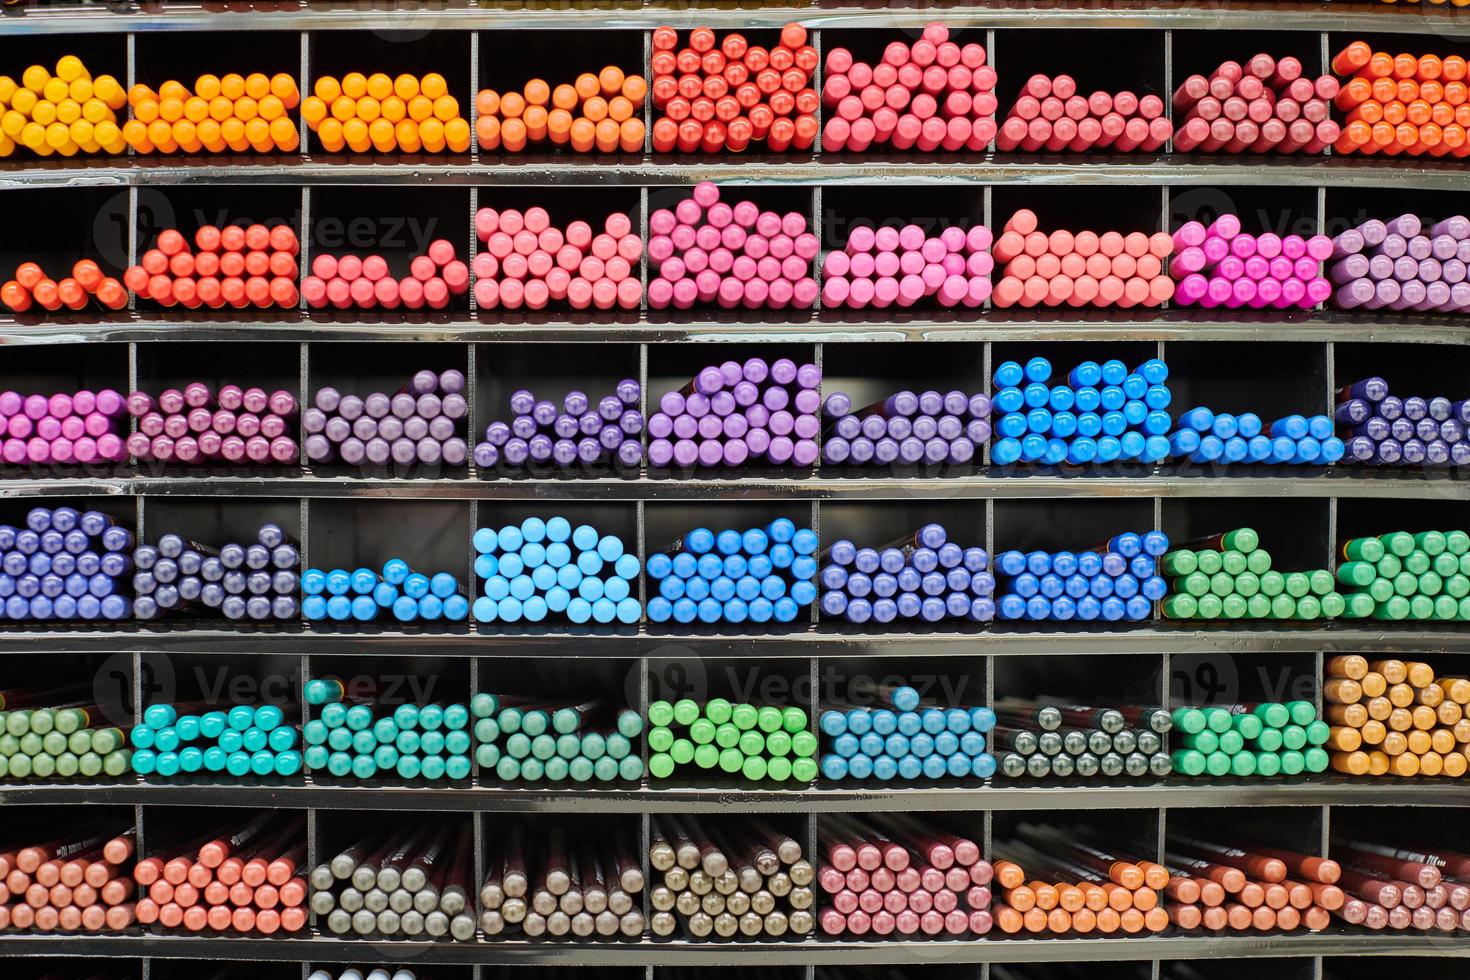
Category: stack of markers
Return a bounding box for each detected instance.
[821,388,991,467]
[648,819,814,938]
[998,75,1170,153]
[1336,530,1470,621]
[650,357,821,469]
[479,825,647,938]
[994,530,1168,622]
[1161,527,1347,621]
[130,700,300,779]
[305,370,468,468]
[822,23,998,153]
[1323,655,1470,778]
[647,182,820,310]
[993,826,1168,935]
[1166,407,1345,466]
[650,23,818,153]
[1173,53,1339,154]
[0,686,129,779]
[127,384,298,466]
[304,240,469,312]
[991,356,1172,466]
[472,516,641,625]
[1170,216,1334,310]
[302,72,470,153]
[135,816,306,934]
[646,519,817,625]
[1169,701,1330,778]
[0,507,134,622]
[472,207,642,311]
[303,678,471,782]
[1331,43,1470,157]
[0,825,136,931]
[0,56,127,158]
[472,692,645,784]
[301,560,468,624]
[132,524,299,622]
[991,698,1171,779]
[821,223,994,310]
[819,525,994,625]
[1336,375,1470,467]
[1164,838,1333,933]
[0,389,128,466]
[125,72,301,154]
[475,66,647,154]
[818,820,992,937]
[647,697,816,783]
[124,223,301,310]
[993,209,1174,309]
[311,825,474,938]
[819,684,996,781]
[474,381,642,471]
[1,260,127,313]
[1329,213,1470,313]
[1328,839,1470,932]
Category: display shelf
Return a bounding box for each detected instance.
[0,624,1464,657]
[0,931,1465,965]
[1,312,1466,347]
[3,779,1467,813]
[4,1,1469,36]
[3,156,1470,191]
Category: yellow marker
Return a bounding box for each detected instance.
[54,55,86,83]
[94,75,125,110]
[22,65,49,93]
[313,76,341,102]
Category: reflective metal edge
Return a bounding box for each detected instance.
[0,932,1464,964]
[4,1,1470,37]
[0,625,1465,656]
[0,470,1463,501]
[3,156,1470,191]
[2,779,1466,812]
[1,315,1467,346]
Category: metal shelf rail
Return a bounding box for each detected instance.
[0,6,1468,980]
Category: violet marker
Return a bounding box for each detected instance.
[1334,376,1470,468]
[309,371,468,469]
[473,379,643,473]
[651,359,820,470]
[822,389,991,467]
[818,523,994,625]
[1330,213,1470,313]
[0,506,134,621]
